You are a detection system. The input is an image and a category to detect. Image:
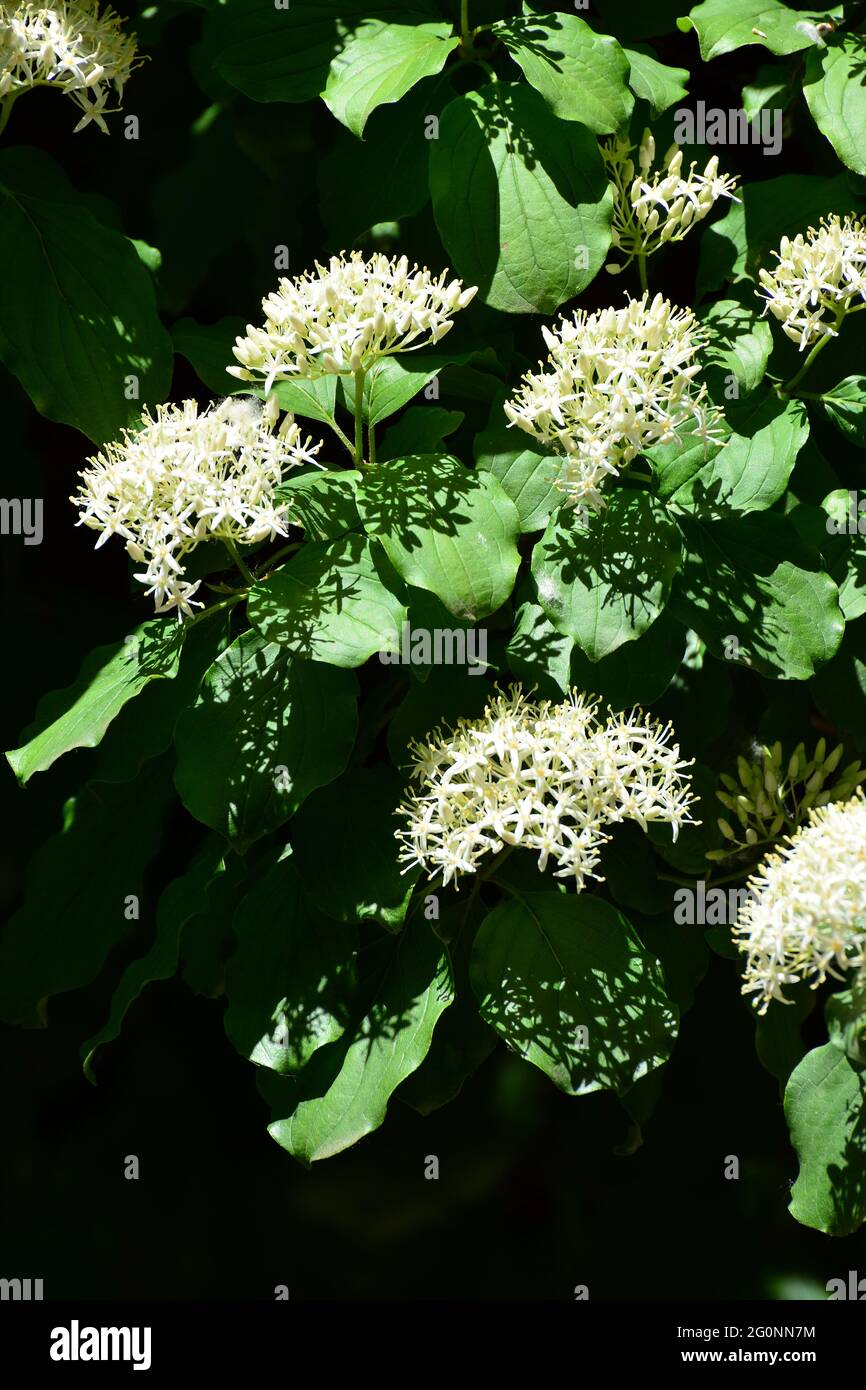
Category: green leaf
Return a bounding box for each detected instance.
[210,0,447,104]
[355,454,521,621]
[225,850,356,1074]
[742,61,791,123]
[380,406,463,461]
[804,35,866,177]
[276,469,361,541]
[531,492,682,661]
[495,11,633,133]
[677,0,842,60]
[82,837,225,1081]
[268,916,454,1163]
[173,630,358,847]
[291,765,417,927]
[815,493,866,621]
[323,20,458,138]
[698,297,774,399]
[6,621,185,785]
[507,598,684,706]
[470,892,678,1096]
[341,348,499,427]
[785,1042,866,1236]
[0,148,172,443]
[317,77,442,243]
[248,533,408,668]
[172,315,247,395]
[648,396,808,516]
[697,173,864,296]
[818,376,866,447]
[671,513,844,679]
[474,405,571,532]
[623,44,690,115]
[0,768,171,1025]
[430,82,613,314]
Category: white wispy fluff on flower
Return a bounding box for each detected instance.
[734,792,866,1013]
[757,215,866,351]
[601,129,739,275]
[228,252,478,391]
[504,293,724,509]
[396,687,696,889]
[0,1,138,133]
[71,397,321,618]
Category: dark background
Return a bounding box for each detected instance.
[1,0,864,1299]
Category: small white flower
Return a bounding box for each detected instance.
[71,397,321,618]
[601,129,739,275]
[734,792,866,1012]
[228,252,478,390]
[504,293,722,508]
[757,215,866,350]
[0,1,138,132]
[395,687,696,889]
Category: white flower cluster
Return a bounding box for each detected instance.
[0,1,138,133]
[72,397,321,617]
[734,793,866,1013]
[602,129,739,275]
[504,293,724,508]
[396,687,696,889]
[757,215,866,351]
[228,252,478,391]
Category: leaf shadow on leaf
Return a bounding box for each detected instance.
[358,455,479,553]
[474,892,677,1096]
[672,516,823,673]
[252,562,367,659]
[826,1067,866,1232]
[537,498,676,632]
[497,14,570,76]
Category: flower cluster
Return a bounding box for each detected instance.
[71,397,321,617]
[709,738,866,865]
[395,687,696,889]
[757,215,866,351]
[734,793,866,1012]
[504,293,724,508]
[229,252,478,391]
[601,129,739,275]
[0,1,138,133]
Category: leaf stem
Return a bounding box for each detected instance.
[184,592,246,630]
[223,538,256,587]
[460,0,472,46]
[330,418,356,461]
[353,368,366,467]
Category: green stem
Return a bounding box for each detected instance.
[184,592,245,629]
[368,419,377,466]
[0,93,18,139]
[223,538,256,587]
[657,866,752,889]
[330,419,356,462]
[353,368,366,467]
[460,0,471,46]
[260,540,303,573]
[636,252,649,295]
[780,303,850,395]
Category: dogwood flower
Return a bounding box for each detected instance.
[228,252,478,391]
[504,293,724,508]
[734,792,866,1012]
[0,1,138,133]
[71,397,321,617]
[757,215,866,350]
[602,129,739,275]
[396,687,696,889]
